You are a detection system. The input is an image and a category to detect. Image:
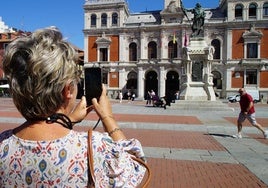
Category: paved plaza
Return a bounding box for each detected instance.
[0,98,267,188]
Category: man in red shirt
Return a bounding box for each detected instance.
[233,88,267,139]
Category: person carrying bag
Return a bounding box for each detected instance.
[0,27,151,188]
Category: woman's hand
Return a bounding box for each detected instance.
[92,85,126,140]
[69,96,92,123]
[92,85,112,119]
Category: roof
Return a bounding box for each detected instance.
[125,11,161,25]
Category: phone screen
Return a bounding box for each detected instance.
[84,67,102,106]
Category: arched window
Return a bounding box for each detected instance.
[91,14,96,27]
[101,13,107,27]
[168,41,178,59]
[112,13,118,26]
[211,39,221,59]
[148,41,157,59]
[249,3,257,18]
[263,3,268,17]
[235,4,243,19]
[127,71,137,89]
[129,42,137,61]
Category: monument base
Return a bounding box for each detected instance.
[180,82,216,101]
[172,100,234,111]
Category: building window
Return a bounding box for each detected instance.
[112,13,118,26]
[263,3,268,17]
[211,39,221,59]
[247,43,257,58]
[168,41,177,59]
[99,48,108,61]
[129,42,137,61]
[102,71,108,84]
[127,71,137,89]
[91,14,97,27]
[246,69,257,85]
[101,13,107,27]
[148,41,157,59]
[249,3,257,18]
[235,4,243,19]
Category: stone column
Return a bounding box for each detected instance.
[118,68,126,89]
[137,67,145,99]
[140,31,145,59]
[160,30,167,59]
[159,66,166,97]
[119,34,125,61]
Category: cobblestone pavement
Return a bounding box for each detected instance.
[0,98,267,188]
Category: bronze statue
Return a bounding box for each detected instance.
[191,3,206,37]
[180,1,206,37]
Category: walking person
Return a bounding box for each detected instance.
[233,88,268,139]
[0,27,148,187]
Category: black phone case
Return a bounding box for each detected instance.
[84,67,102,106]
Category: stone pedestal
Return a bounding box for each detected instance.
[180,37,216,101]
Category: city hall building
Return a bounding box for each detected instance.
[83,0,268,100]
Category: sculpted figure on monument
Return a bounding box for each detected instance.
[180,1,206,37]
[191,3,206,37]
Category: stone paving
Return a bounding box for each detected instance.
[0,98,267,187]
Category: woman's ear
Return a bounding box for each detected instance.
[63,81,75,99]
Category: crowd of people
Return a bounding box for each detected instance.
[145,90,177,109]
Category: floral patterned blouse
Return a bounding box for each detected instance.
[0,129,146,187]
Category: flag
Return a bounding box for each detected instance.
[173,31,176,44]
[184,32,188,47]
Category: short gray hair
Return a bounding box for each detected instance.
[3,27,80,120]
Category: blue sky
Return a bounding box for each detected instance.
[1,0,219,49]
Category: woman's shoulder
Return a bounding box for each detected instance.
[0,129,13,143]
[0,129,88,145]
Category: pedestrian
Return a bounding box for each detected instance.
[0,27,148,187]
[175,91,179,100]
[131,92,136,101]
[160,96,167,109]
[233,88,268,139]
[146,90,151,105]
[119,90,123,103]
[127,89,131,103]
[150,90,155,97]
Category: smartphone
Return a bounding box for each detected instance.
[84,67,102,106]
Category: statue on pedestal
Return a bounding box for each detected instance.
[180,1,206,37]
[191,3,206,37]
[180,1,215,101]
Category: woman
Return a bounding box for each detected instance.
[0,27,147,187]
